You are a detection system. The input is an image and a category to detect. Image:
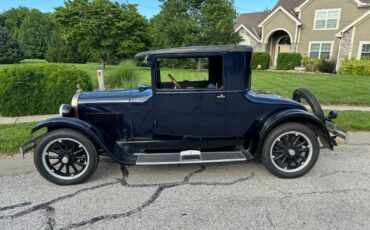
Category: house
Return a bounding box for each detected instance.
[235,0,370,70]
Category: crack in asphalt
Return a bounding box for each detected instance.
[0,181,118,220]
[42,206,56,230]
[0,202,32,212]
[264,206,275,229]
[59,165,255,229]
[2,165,369,230]
[318,170,370,178]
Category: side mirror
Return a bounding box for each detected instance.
[138,84,148,91]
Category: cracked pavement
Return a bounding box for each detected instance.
[0,145,370,229]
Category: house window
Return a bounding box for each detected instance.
[360,43,370,59]
[314,9,341,30]
[309,42,332,59]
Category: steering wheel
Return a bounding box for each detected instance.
[168,74,182,89]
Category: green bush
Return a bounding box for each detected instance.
[0,64,92,116]
[339,58,370,76]
[105,60,140,89]
[252,52,270,70]
[276,53,302,70]
[318,59,336,73]
[303,57,320,72]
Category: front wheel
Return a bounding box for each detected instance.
[34,129,99,185]
[262,122,320,178]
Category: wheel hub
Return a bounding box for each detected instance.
[288,149,296,156]
[61,156,69,164]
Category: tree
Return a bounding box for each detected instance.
[0,7,30,39]
[45,31,88,63]
[54,0,150,70]
[151,0,241,48]
[199,0,241,45]
[150,0,198,49]
[17,10,54,59]
[0,26,25,64]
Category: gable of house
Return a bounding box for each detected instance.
[235,0,370,68]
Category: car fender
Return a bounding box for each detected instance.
[249,109,333,156]
[31,117,132,163]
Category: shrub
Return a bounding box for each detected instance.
[105,60,140,89]
[276,53,302,70]
[303,57,320,72]
[0,26,25,64]
[0,64,92,116]
[339,58,370,76]
[318,59,336,73]
[252,52,270,70]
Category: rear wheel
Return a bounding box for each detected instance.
[34,129,99,185]
[262,122,320,178]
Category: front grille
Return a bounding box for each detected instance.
[84,112,124,130]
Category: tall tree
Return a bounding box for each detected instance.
[55,0,150,70]
[150,0,198,49]
[18,10,54,58]
[199,0,241,45]
[45,31,88,63]
[0,26,25,64]
[151,0,241,48]
[0,7,30,39]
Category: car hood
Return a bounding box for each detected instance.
[77,89,153,105]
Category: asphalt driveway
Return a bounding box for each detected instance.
[1,145,370,229]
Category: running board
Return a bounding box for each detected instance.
[136,150,247,165]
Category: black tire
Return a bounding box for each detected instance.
[262,122,320,178]
[34,129,99,185]
[292,88,325,121]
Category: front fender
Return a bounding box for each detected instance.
[31,117,132,163]
[250,109,334,156]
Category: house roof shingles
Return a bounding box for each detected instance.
[235,12,269,39]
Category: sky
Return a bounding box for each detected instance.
[0,0,278,18]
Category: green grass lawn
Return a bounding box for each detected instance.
[0,122,44,155]
[1,111,369,155]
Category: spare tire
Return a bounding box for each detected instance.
[292,88,325,121]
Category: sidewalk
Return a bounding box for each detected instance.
[0,114,58,125]
[321,105,370,112]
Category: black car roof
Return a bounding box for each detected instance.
[135,45,253,58]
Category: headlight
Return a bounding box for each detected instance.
[59,104,74,117]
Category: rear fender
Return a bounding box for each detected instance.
[31,117,134,163]
[249,109,334,156]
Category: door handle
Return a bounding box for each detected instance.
[216,94,226,99]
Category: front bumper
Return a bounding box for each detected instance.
[326,121,348,143]
[19,134,46,159]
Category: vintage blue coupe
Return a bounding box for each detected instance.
[21,46,346,185]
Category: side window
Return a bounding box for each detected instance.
[314,9,341,30]
[359,42,370,59]
[309,42,332,59]
[156,56,223,90]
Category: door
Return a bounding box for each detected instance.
[154,90,227,138]
[274,35,292,66]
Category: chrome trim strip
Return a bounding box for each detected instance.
[71,93,81,117]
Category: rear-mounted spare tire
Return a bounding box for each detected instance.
[293,88,325,121]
